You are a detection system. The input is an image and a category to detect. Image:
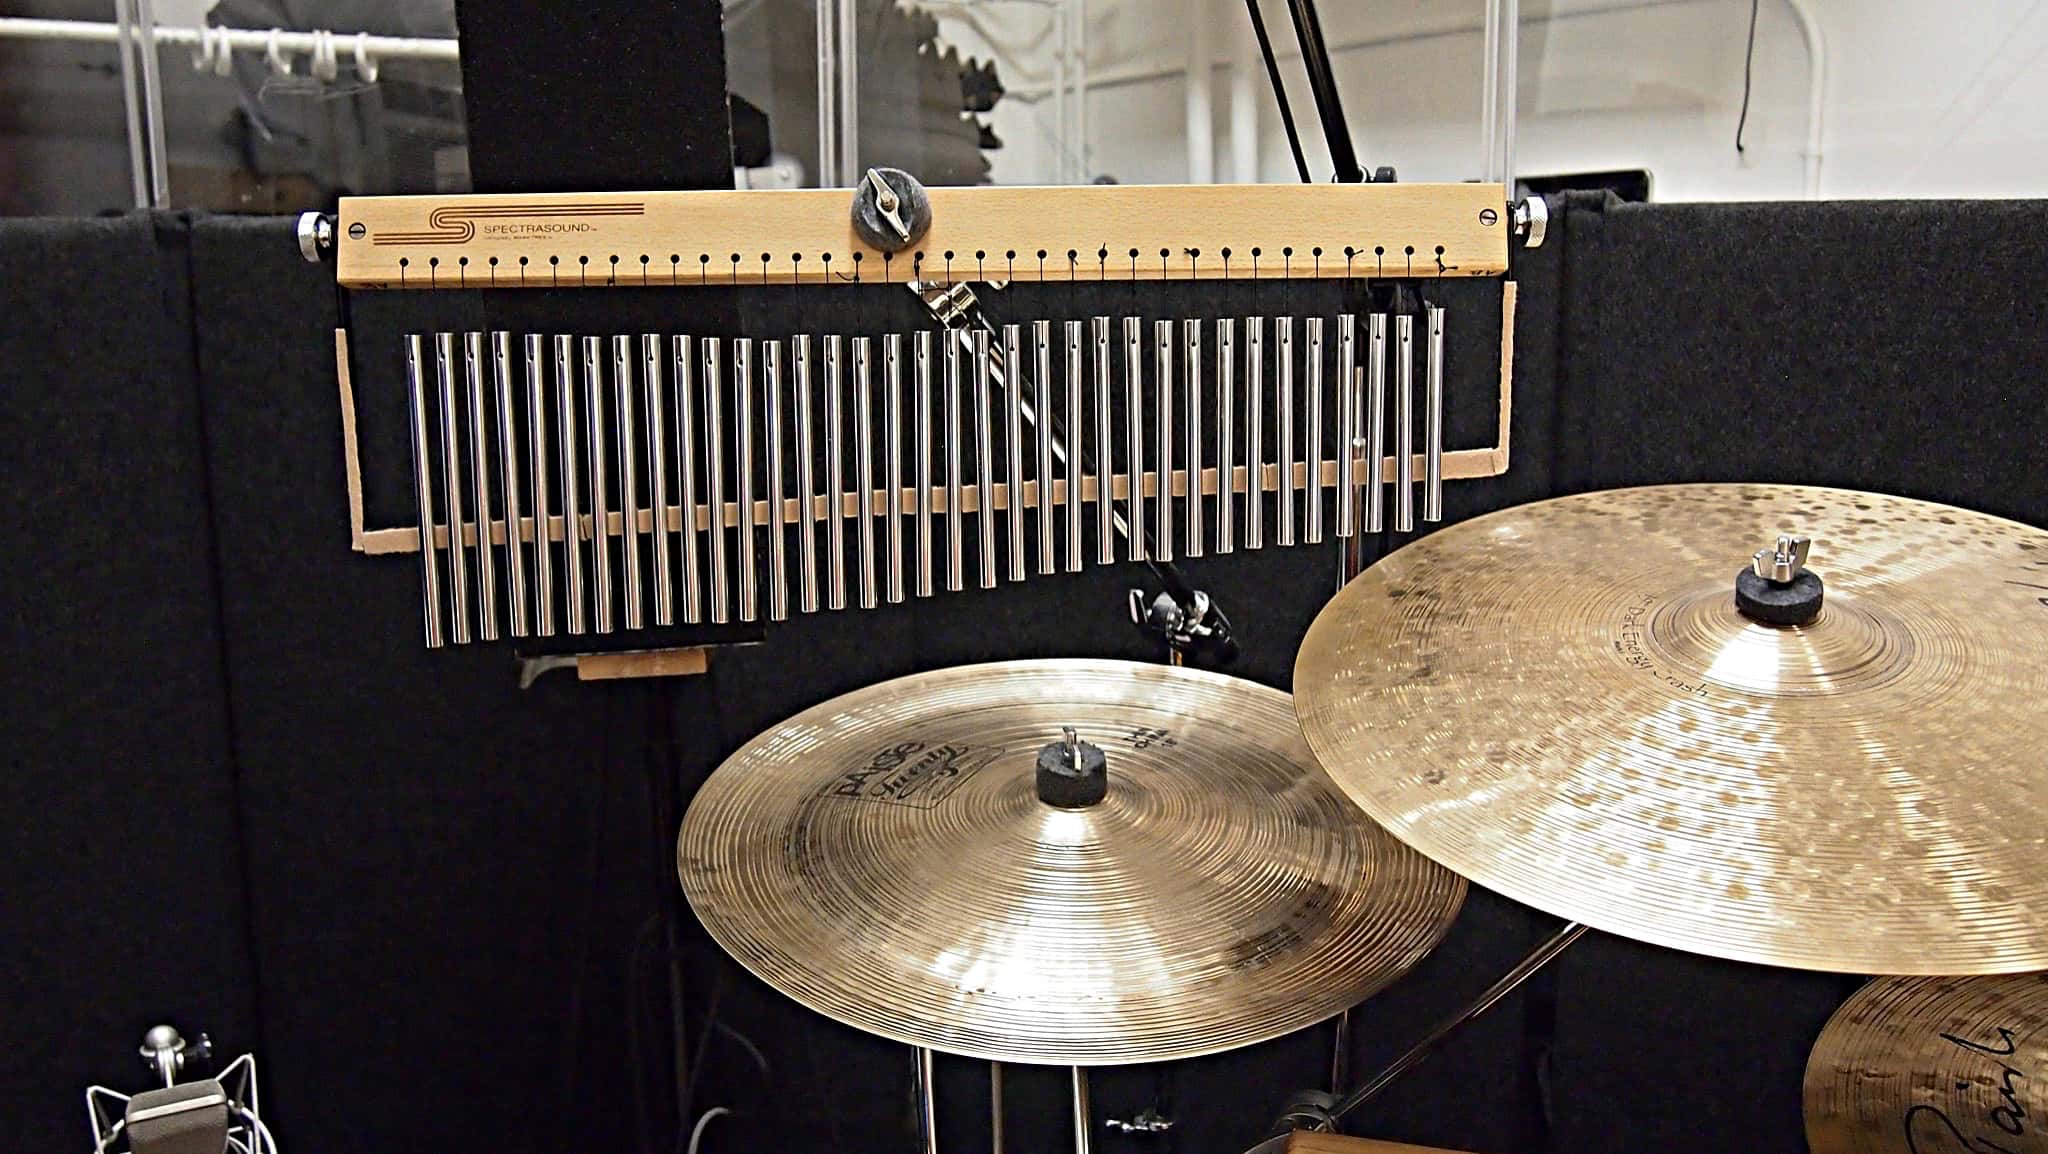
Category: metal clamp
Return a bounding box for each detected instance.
[1105,1107,1176,1135]
[1752,534,1812,583]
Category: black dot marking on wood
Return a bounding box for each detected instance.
[1311,246,1322,257]
[1373,246,1384,256]
[1251,247,1262,257]
[1282,246,1293,257]
[1007,249,1017,260]
[458,256,468,266]
[399,257,409,267]
[489,256,499,266]
[1221,246,1232,259]
[700,253,711,264]
[975,249,986,260]
[429,256,439,268]
[519,256,529,266]
[1404,245,1414,255]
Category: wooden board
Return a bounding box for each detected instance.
[335,182,1510,289]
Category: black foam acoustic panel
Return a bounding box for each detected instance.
[0,215,259,1150]
[1544,194,2048,1154]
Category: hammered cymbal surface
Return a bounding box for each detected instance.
[677,659,1466,1065]
[1805,973,2048,1154]
[1295,483,2048,974]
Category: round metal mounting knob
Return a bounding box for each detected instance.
[851,167,932,254]
[297,211,336,263]
[1511,196,1548,249]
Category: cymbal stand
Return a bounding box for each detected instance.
[1263,921,1587,1148]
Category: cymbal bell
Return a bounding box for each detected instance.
[1295,483,2048,974]
[678,658,1466,1065]
[1805,973,2048,1154]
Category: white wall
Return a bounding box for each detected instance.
[928,0,2048,200]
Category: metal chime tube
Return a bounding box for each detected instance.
[1034,321,1057,576]
[555,335,586,634]
[1093,317,1114,564]
[1425,304,1446,523]
[735,339,758,622]
[582,336,613,633]
[673,335,703,625]
[1304,316,1325,545]
[492,333,530,637]
[403,336,445,647]
[1216,319,1236,554]
[465,333,500,640]
[614,334,645,630]
[853,336,878,609]
[885,334,907,604]
[944,335,965,592]
[1246,316,1265,550]
[1003,324,1027,582]
[703,337,730,624]
[523,334,555,636]
[642,334,674,626]
[1184,319,1204,558]
[1395,314,1415,532]
[974,328,998,589]
[1365,314,1388,534]
[916,331,936,597]
[765,339,790,620]
[1153,320,1175,561]
[794,334,820,613]
[435,333,471,643]
[1063,320,1084,572]
[1335,315,1357,540]
[1276,316,1296,547]
[825,335,848,610]
[1123,317,1146,563]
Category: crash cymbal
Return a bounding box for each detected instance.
[677,658,1466,1065]
[1296,483,2048,974]
[1804,973,2048,1154]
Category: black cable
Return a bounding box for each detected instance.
[1283,0,1365,182]
[1736,0,1760,152]
[1244,0,1313,183]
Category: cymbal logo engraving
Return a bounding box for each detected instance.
[1613,594,1708,698]
[823,740,998,808]
[1901,1026,2028,1154]
[1125,726,1177,750]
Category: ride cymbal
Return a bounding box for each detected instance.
[678,658,1465,1065]
[1295,484,2048,974]
[1805,973,2048,1154]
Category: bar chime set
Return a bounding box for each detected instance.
[314,179,1512,651]
[399,308,1452,648]
[298,182,2048,1154]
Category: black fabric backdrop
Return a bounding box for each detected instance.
[5,194,2047,1154]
